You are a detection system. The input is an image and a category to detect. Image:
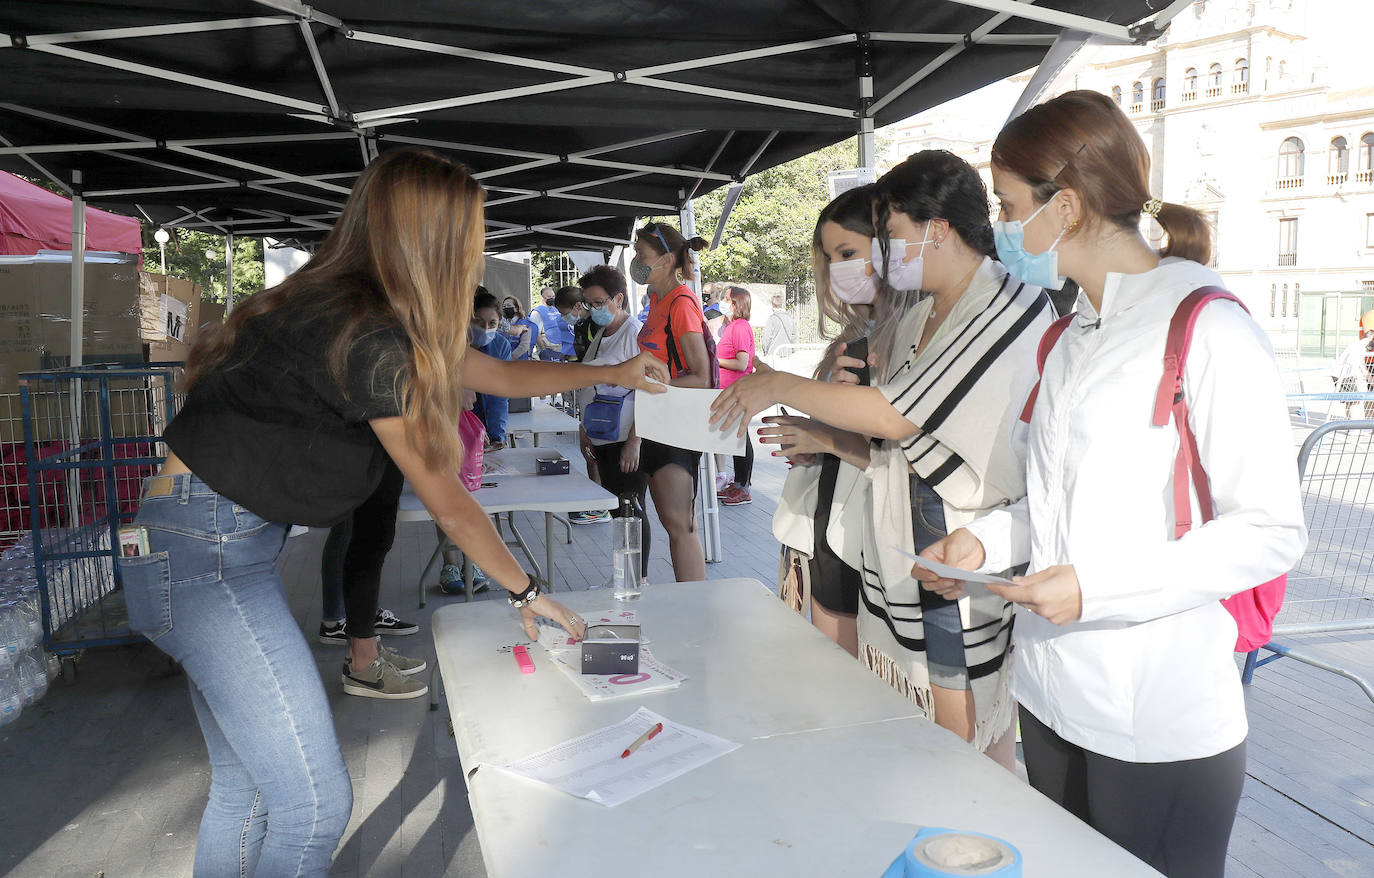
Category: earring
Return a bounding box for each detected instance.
[934,240,941,249]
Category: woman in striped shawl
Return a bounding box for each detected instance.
[711,150,1052,767]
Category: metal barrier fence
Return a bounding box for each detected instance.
[1244,417,1374,702]
[19,365,183,663]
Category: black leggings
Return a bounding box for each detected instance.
[320,460,405,640]
[1019,708,1246,878]
[733,433,754,486]
[590,441,651,577]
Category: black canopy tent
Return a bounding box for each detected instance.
[0,0,1181,255]
[0,0,1186,560]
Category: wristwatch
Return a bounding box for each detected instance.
[508,578,542,609]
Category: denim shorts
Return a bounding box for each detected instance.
[911,475,969,691]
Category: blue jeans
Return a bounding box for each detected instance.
[910,476,968,690]
[120,474,352,877]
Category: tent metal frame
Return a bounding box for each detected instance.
[0,2,1187,249]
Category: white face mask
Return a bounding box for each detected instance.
[828,256,878,305]
[719,299,734,318]
[873,231,937,292]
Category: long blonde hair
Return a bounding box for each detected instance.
[185,147,486,474]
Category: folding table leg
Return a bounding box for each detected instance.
[545,512,556,591]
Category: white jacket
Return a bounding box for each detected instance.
[966,258,1307,763]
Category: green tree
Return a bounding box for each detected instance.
[141,227,265,305]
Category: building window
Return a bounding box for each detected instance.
[1279,60,1287,79]
[1183,68,1198,100]
[1233,59,1249,94]
[1207,63,1223,97]
[1151,78,1166,111]
[1130,81,1144,113]
[1359,132,1374,183]
[1194,0,1207,17]
[1366,213,1374,248]
[1330,137,1350,184]
[1277,136,1305,186]
[1294,283,1300,315]
[1111,85,1122,105]
[1278,217,1299,266]
[1270,284,1277,317]
[1282,284,1289,318]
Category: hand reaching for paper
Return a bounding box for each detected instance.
[615,352,671,393]
[709,360,789,438]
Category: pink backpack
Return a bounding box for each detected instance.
[458,410,487,491]
[1021,287,1286,652]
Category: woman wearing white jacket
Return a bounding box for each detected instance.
[916,90,1307,878]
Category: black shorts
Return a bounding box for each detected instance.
[639,439,700,488]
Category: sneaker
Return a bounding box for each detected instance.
[379,645,427,676]
[318,620,348,646]
[341,658,428,700]
[720,484,752,506]
[569,510,610,525]
[717,480,738,499]
[438,563,489,596]
[373,607,418,636]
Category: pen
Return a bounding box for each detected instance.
[620,722,664,758]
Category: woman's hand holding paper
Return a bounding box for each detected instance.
[615,352,671,392]
[912,528,987,600]
[988,565,1083,626]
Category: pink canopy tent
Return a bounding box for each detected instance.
[0,171,142,257]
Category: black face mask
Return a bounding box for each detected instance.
[502,306,517,319]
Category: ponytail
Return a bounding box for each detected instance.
[1155,201,1212,266]
[636,222,709,280]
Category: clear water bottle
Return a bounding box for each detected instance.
[0,601,22,672]
[0,671,21,727]
[611,500,644,601]
[15,649,44,707]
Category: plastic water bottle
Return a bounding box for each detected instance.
[0,672,21,727]
[0,602,23,671]
[15,649,45,707]
[612,500,644,601]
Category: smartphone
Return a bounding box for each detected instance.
[846,337,871,386]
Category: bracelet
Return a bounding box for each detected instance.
[508,578,542,608]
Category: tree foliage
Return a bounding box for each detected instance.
[140,226,265,305]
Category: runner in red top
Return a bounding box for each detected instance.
[631,221,711,582]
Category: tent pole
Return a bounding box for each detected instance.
[70,170,85,367]
[224,232,236,315]
[857,34,877,170]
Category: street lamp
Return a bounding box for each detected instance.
[205,247,218,296]
[153,227,169,273]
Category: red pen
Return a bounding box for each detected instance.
[512,644,535,674]
[620,722,664,758]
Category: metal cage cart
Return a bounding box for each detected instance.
[18,364,183,680]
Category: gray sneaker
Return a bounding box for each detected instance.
[379,645,427,676]
[342,658,428,700]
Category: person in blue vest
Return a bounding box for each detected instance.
[532,285,574,361]
[500,295,540,361]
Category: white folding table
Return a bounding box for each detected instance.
[397,448,615,605]
[504,399,580,447]
[431,578,1165,878]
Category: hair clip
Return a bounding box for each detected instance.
[1141,198,1163,218]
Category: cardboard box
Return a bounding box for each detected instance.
[199,299,226,327]
[581,625,641,675]
[0,261,145,395]
[138,272,202,363]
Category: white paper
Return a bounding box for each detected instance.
[502,707,740,807]
[893,547,1016,596]
[634,382,746,455]
[536,616,685,703]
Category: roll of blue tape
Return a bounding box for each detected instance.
[881,828,1022,878]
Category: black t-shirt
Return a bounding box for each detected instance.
[164,294,411,527]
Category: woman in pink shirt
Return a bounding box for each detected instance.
[717,285,757,505]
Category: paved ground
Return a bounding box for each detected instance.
[0,421,1372,877]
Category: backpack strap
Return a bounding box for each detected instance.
[1154,285,1249,537]
[1018,314,1075,424]
[662,290,700,378]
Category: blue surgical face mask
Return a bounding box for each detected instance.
[472,327,496,347]
[993,193,1068,290]
[589,304,614,326]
